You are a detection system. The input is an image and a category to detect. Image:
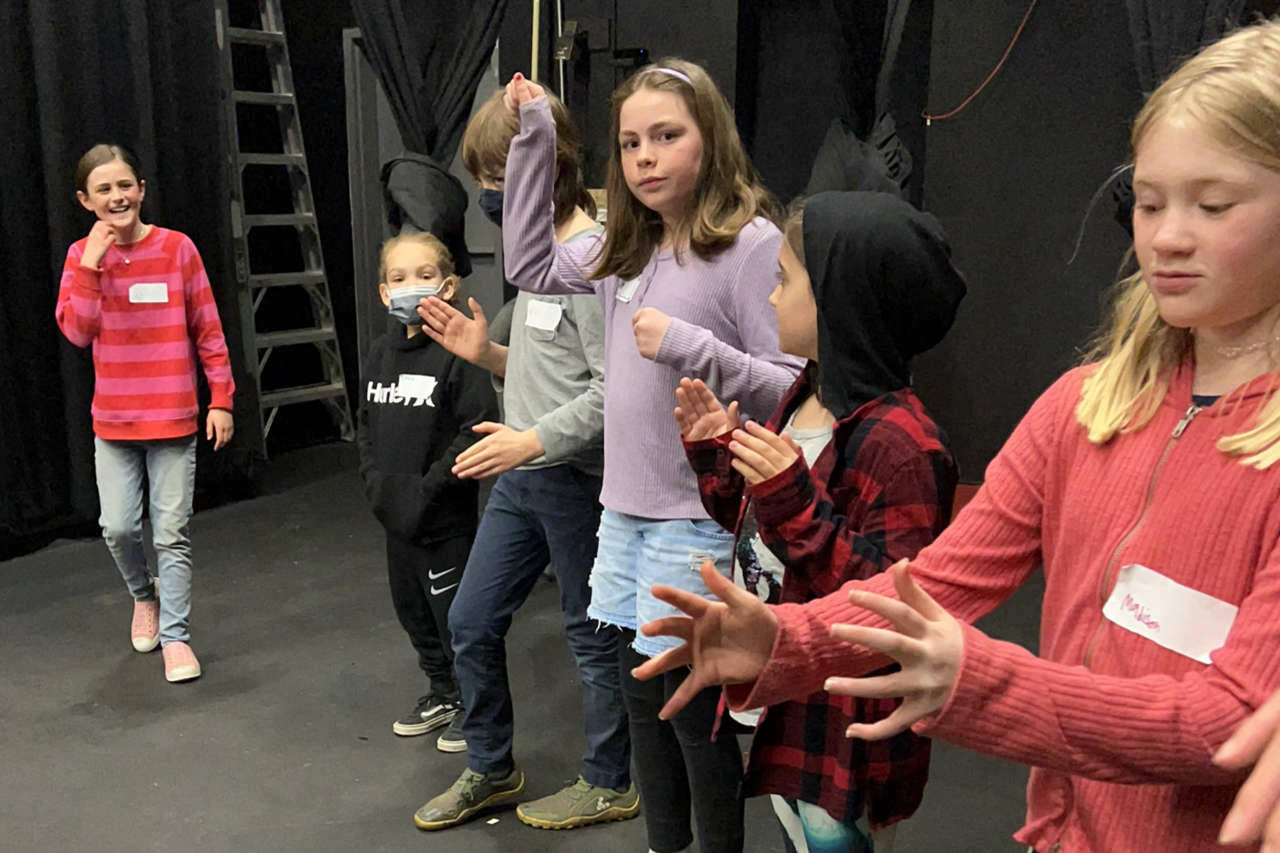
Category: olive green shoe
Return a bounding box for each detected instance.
[413,767,525,830]
[516,776,640,830]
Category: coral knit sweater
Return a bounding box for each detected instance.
[728,363,1280,853]
[56,226,234,440]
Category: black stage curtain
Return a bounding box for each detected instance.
[814,0,931,203]
[1124,0,1248,93]
[350,0,509,278]
[1111,0,1249,232]
[1,0,258,558]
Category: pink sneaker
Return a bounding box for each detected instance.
[162,641,202,683]
[131,599,160,652]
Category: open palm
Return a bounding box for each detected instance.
[674,378,740,442]
[419,296,490,364]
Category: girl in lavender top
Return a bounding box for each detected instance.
[500,60,803,853]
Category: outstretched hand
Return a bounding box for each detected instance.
[632,561,779,720]
[419,296,493,368]
[503,72,547,112]
[823,560,962,740]
[1216,688,1280,847]
[674,378,740,442]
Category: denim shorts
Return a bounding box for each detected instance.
[587,508,736,657]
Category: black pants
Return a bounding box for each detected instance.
[619,629,745,853]
[386,533,471,699]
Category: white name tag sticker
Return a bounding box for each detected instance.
[525,299,563,331]
[1102,563,1238,664]
[128,282,169,304]
[615,277,640,303]
[397,373,437,406]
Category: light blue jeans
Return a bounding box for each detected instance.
[94,435,197,645]
[587,508,736,657]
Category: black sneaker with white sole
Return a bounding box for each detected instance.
[393,694,460,737]
[436,716,467,752]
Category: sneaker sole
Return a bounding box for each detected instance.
[165,665,201,683]
[132,635,160,653]
[515,799,641,831]
[435,736,467,753]
[413,777,526,831]
[393,711,456,737]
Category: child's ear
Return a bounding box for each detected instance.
[439,275,460,303]
[137,179,146,204]
[76,190,93,212]
[378,282,391,308]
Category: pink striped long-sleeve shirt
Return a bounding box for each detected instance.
[56,226,234,440]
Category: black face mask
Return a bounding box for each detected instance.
[478,189,503,226]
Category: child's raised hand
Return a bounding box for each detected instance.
[81,220,117,269]
[728,420,801,485]
[503,73,546,112]
[632,306,672,360]
[632,560,780,720]
[419,296,491,366]
[823,560,962,740]
[674,378,740,442]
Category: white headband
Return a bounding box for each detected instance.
[649,66,692,85]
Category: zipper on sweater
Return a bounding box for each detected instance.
[1082,404,1200,669]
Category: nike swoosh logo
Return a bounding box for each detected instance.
[427,566,456,580]
[430,583,459,595]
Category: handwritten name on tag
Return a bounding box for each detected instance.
[1102,563,1238,664]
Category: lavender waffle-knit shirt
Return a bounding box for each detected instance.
[503,98,804,519]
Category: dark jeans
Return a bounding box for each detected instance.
[619,629,745,853]
[449,466,630,789]
[386,533,471,698]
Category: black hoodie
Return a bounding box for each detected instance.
[802,191,967,417]
[356,327,499,544]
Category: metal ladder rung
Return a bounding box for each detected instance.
[239,153,306,168]
[233,90,295,106]
[242,213,316,228]
[248,271,326,288]
[256,326,335,348]
[261,381,348,408]
[226,27,285,47]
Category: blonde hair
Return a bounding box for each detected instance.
[378,232,458,303]
[460,86,595,227]
[1076,18,1280,468]
[592,58,780,280]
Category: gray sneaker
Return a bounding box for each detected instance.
[516,776,640,830]
[413,767,526,830]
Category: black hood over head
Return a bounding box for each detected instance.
[802,191,967,419]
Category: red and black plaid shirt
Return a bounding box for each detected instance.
[685,374,957,829]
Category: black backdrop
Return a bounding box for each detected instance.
[0,0,255,557]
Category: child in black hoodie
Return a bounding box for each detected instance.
[356,232,499,749]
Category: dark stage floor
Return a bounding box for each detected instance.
[0,443,1036,852]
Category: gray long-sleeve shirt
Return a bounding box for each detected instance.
[497,227,606,477]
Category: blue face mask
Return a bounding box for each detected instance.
[478,189,503,227]
[386,284,442,326]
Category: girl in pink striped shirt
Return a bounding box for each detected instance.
[56,144,235,684]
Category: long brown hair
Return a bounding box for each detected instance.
[460,86,595,227]
[592,58,780,281]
